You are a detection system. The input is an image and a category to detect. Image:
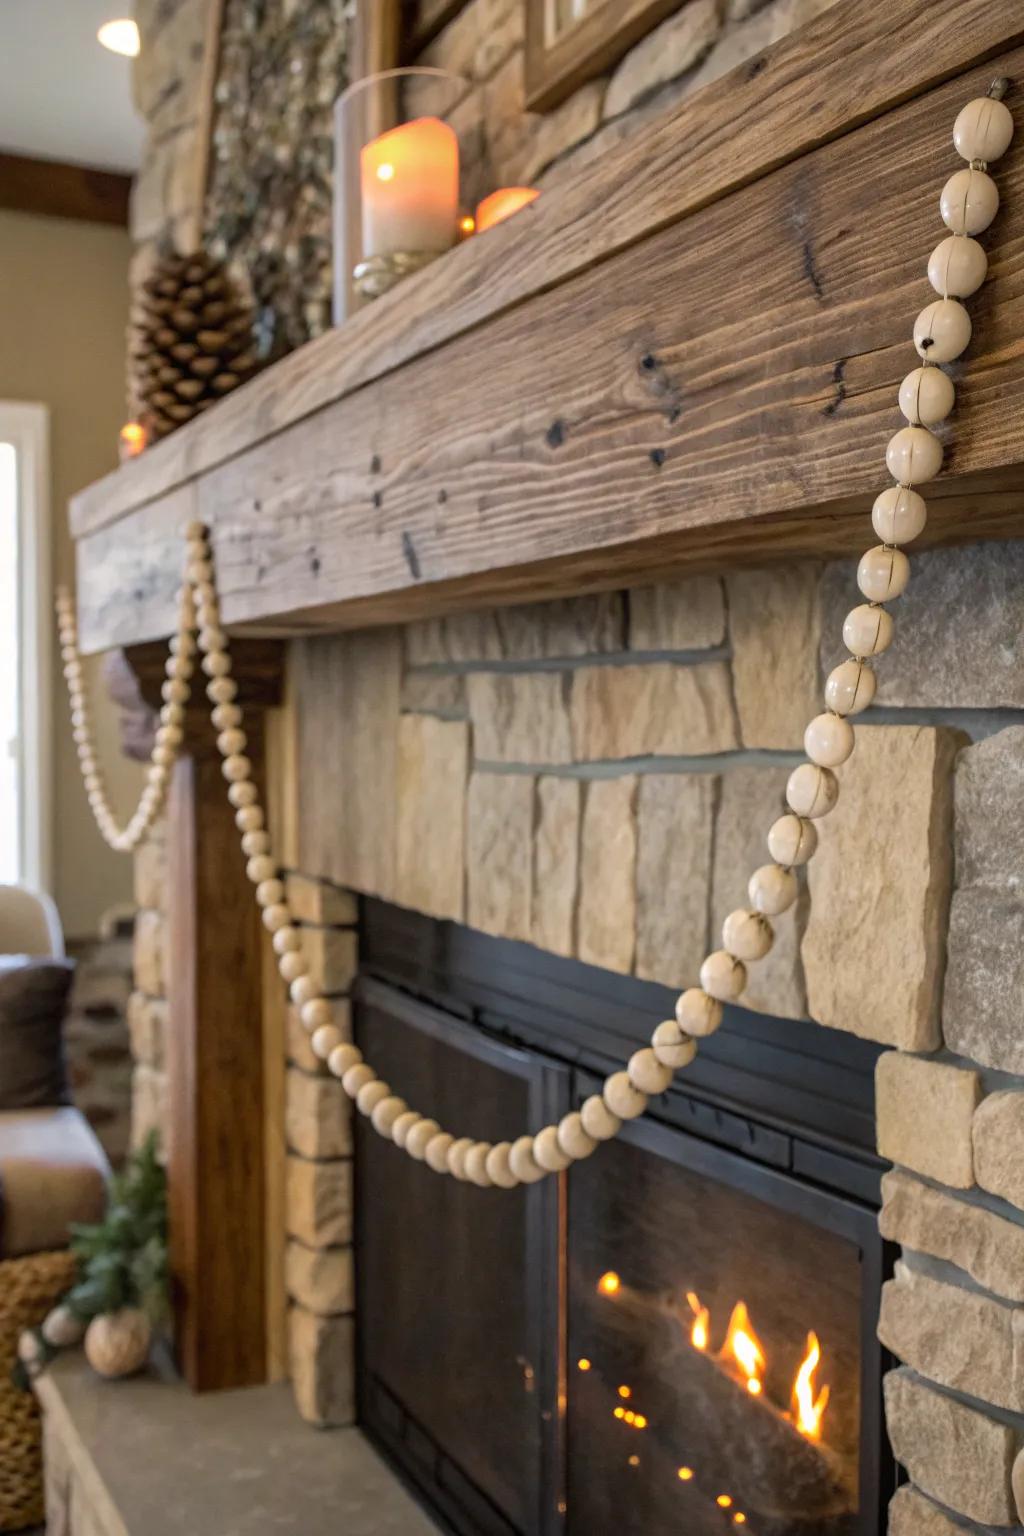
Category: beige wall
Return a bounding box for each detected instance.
[0,208,142,938]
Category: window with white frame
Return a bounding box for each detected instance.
[0,403,52,892]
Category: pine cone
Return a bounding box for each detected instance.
[130,248,258,442]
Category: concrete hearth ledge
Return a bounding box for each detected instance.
[36,1351,440,1535]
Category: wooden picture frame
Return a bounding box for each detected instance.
[525,0,683,111]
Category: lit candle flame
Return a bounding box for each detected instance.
[721,1301,766,1397]
[792,1331,830,1440]
[597,1271,621,1296]
[686,1291,710,1352]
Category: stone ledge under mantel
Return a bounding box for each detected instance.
[36,1350,440,1536]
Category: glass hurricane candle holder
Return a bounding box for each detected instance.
[333,68,466,321]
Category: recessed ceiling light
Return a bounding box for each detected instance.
[97,18,140,57]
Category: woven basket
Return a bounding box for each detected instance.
[0,1249,76,1531]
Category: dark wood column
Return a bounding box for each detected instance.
[125,640,283,1392]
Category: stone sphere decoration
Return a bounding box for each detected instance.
[83,1309,152,1380]
[57,90,1014,1188]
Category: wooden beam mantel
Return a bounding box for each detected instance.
[73,0,1024,652]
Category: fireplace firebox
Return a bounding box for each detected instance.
[354,902,896,1536]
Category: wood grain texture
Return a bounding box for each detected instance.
[76,44,1024,652]
[69,0,1024,543]
[166,722,268,1391]
[0,152,131,226]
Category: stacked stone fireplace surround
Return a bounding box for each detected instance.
[127,541,1024,1532]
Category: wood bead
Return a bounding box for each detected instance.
[212,702,243,731]
[246,854,277,884]
[425,1132,455,1174]
[899,365,954,426]
[557,1112,598,1160]
[885,424,943,483]
[202,651,232,678]
[940,167,999,234]
[257,878,286,908]
[858,545,910,603]
[509,1134,547,1183]
[261,903,291,932]
[804,712,854,768]
[787,763,839,819]
[927,234,987,299]
[406,1118,441,1160]
[674,986,723,1037]
[235,805,264,833]
[446,1136,474,1179]
[824,659,876,717]
[302,998,333,1031]
[228,781,259,809]
[162,678,189,704]
[393,1111,423,1150]
[358,1079,391,1116]
[222,753,252,784]
[843,603,894,658]
[372,1095,407,1136]
[465,1142,494,1186]
[289,975,319,1007]
[603,1071,648,1121]
[722,909,774,962]
[218,729,247,757]
[485,1141,520,1187]
[580,1094,622,1140]
[533,1125,573,1170]
[278,951,308,985]
[273,926,301,956]
[311,1024,343,1060]
[953,97,1014,163]
[767,813,818,866]
[651,1019,697,1071]
[913,300,972,365]
[242,830,272,858]
[627,1048,673,1095]
[342,1062,376,1098]
[206,677,237,704]
[699,950,746,1003]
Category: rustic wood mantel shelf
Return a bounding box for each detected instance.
[73,0,1024,654]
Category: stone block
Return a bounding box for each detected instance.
[712,764,806,1017]
[287,1000,351,1076]
[880,1170,1024,1303]
[884,1368,1020,1526]
[628,577,726,652]
[286,1155,353,1248]
[954,727,1024,892]
[447,594,624,663]
[132,909,166,998]
[944,890,1024,1073]
[466,772,534,942]
[403,618,448,665]
[133,0,207,126]
[974,1092,1024,1211]
[878,1264,1024,1413]
[514,80,606,184]
[876,1053,980,1189]
[283,874,358,927]
[804,726,959,1050]
[288,1305,355,1427]
[131,1066,168,1158]
[285,1068,353,1161]
[532,777,580,959]
[467,672,573,764]
[727,564,821,750]
[127,991,167,1070]
[635,774,714,987]
[395,714,469,921]
[578,777,637,974]
[400,671,467,717]
[604,0,721,119]
[133,825,167,912]
[285,1240,354,1316]
[887,1486,970,1536]
[570,662,737,761]
[300,926,358,995]
[823,542,1024,709]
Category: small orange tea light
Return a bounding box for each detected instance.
[475,186,539,233]
[119,421,147,460]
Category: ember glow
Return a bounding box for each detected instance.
[686,1291,710,1351]
[792,1331,831,1441]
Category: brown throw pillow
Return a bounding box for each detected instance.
[0,955,74,1110]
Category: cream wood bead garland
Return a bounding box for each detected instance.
[58,88,1013,1187]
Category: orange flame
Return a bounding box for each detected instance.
[721,1301,766,1396]
[792,1331,830,1440]
[686,1291,710,1352]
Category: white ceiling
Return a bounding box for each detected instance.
[0,0,145,173]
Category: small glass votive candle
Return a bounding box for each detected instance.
[475,187,540,233]
[333,68,466,321]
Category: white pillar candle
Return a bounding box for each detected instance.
[361,116,459,258]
